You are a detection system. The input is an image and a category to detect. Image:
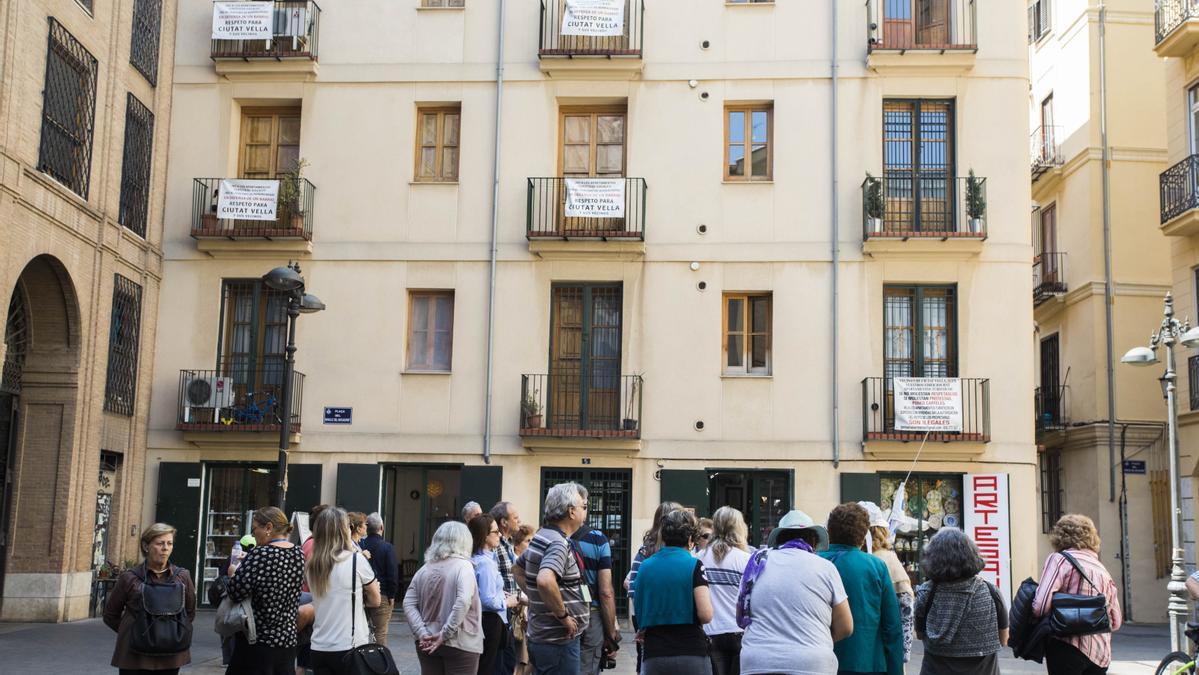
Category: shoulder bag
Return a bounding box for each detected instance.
[1048,551,1111,637]
[342,552,400,675]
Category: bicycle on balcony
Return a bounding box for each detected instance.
[223,392,279,426]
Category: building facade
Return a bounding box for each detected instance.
[148,0,1037,605]
[1030,0,1174,622]
[0,0,176,621]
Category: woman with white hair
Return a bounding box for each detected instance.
[403,521,483,674]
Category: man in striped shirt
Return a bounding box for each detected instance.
[491,501,524,675]
[570,486,620,675]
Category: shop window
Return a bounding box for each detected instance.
[880,473,964,585]
[200,465,275,601]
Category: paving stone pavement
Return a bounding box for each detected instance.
[0,610,1172,674]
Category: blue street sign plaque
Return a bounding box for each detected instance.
[324,407,352,425]
[1122,459,1146,475]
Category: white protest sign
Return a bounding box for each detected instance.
[212,2,274,40]
[565,178,626,218]
[893,377,963,432]
[562,0,626,37]
[217,179,279,221]
[964,473,1012,599]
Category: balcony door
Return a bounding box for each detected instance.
[1040,334,1061,424]
[1040,94,1055,163]
[549,284,622,431]
[883,99,954,232]
[1036,204,1061,285]
[559,107,626,234]
[884,286,957,380]
[217,280,288,406]
[240,108,300,179]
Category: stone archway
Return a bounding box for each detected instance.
[0,254,82,621]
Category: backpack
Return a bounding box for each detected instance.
[1009,576,1053,663]
[129,565,193,655]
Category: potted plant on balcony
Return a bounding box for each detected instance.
[622,375,641,431]
[966,169,986,234]
[864,173,884,235]
[276,158,309,233]
[522,387,543,429]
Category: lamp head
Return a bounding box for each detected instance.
[263,264,304,292]
[1182,325,1199,349]
[1120,346,1158,367]
[298,293,325,314]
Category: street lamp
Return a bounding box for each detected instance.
[262,262,324,512]
[1120,292,1199,652]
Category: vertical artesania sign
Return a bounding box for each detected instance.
[561,0,626,37]
[893,377,964,432]
[212,2,275,40]
[964,473,1012,598]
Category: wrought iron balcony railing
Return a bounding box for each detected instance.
[177,364,304,432]
[527,177,647,240]
[521,373,642,438]
[862,174,987,240]
[1033,252,1068,305]
[1160,154,1199,224]
[539,0,644,57]
[862,376,990,442]
[866,0,977,52]
[210,1,321,60]
[1190,355,1199,411]
[1035,385,1069,431]
[1156,0,1199,45]
[1031,125,1063,181]
[191,177,315,240]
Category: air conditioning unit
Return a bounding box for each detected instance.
[183,376,235,423]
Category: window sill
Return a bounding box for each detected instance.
[721,373,772,379]
[402,370,452,375]
[416,5,466,11]
[725,2,774,6]
[723,180,774,185]
[409,180,459,186]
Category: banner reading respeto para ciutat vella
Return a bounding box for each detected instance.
[964,474,1012,601]
[212,2,274,40]
[564,178,626,218]
[217,179,279,221]
[561,0,625,37]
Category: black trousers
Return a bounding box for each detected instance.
[479,611,508,675]
[227,633,297,675]
[119,670,179,675]
[311,648,351,675]
[1045,638,1108,675]
[708,632,742,675]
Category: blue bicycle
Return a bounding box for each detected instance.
[228,391,279,426]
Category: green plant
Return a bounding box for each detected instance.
[625,374,642,421]
[864,172,885,220]
[966,169,986,219]
[522,387,542,416]
[276,158,309,219]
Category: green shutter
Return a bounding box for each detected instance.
[660,469,710,518]
[839,472,880,504]
[155,462,202,581]
[336,463,379,514]
[460,465,503,514]
[285,464,322,517]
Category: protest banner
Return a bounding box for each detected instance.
[562,0,625,37]
[217,179,279,221]
[893,377,963,432]
[565,178,626,218]
[212,2,274,40]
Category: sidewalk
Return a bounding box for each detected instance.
[0,610,1170,674]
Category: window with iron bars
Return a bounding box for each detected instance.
[119,94,154,238]
[130,0,162,85]
[38,18,98,199]
[1040,449,1063,533]
[104,275,143,416]
[1028,0,1051,44]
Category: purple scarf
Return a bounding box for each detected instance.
[735,538,814,628]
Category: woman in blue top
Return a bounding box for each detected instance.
[468,514,516,675]
[633,509,715,675]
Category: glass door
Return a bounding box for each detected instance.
[199,464,274,603]
[381,465,462,591]
[708,470,791,547]
[883,100,954,233]
[879,473,964,584]
[549,284,622,432]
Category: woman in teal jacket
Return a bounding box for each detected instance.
[818,503,904,675]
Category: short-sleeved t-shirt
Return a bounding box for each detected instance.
[699,546,752,636]
[571,528,613,609]
[516,527,590,644]
[309,550,376,652]
[643,560,710,660]
[740,549,848,675]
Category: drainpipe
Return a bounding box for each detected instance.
[1119,423,1132,620]
[831,0,840,468]
[482,0,507,465]
[1099,2,1117,501]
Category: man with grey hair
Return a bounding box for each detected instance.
[569,485,620,675]
[361,512,399,645]
[515,483,590,674]
[490,501,524,675]
[462,501,483,522]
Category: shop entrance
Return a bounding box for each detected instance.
[879,472,964,585]
[199,463,275,602]
[709,470,790,546]
[382,465,462,583]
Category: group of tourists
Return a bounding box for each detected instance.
[98,482,1126,675]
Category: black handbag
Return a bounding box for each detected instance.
[1048,551,1111,637]
[342,553,400,675]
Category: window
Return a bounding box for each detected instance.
[561,108,626,177]
[723,293,772,375]
[725,104,773,181]
[422,0,465,6]
[1038,94,1055,163]
[883,99,954,232]
[1036,203,1057,257]
[415,107,461,182]
[407,291,454,371]
[119,94,154,238]
[1189,85,1199,155]
[1040,450,1063,533]
[104,275,143,416]
[130,0,162,85]
[38,18,98,199]
[218,281,288,390]
[884,285,956,378]
[727,0,774,3]
[1028,0,1050,43]
[240,108,301,178]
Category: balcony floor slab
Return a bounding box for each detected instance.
[866,50,976,75]
[1161,208,1199,237]
[180,428,301,448]
[214,58,319,81]
[1155,20,1199,58]
[194,237,314,256]
[528,239,645,259]
[538,56,644,80]
[862,235,985,257]
[864,436,987,461]
[521,434,641,452]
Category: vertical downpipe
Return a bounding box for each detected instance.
[1099,2,1117,500]
[483,0,507,464]
[831,0,841,467]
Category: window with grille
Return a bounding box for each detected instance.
[1028,0,1050,43]
[130,0,162,85]
[119,94,154,238]
[883,286,957,379]
[38,18,98,199]
[104,275,143,416]
[1040,450,1063,533]
[407,291,455,371]
[723,293,772,375]
[218,280,289,386]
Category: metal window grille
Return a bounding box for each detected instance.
[104,275,143,416]
[38,18,98,199]
[1040,451,1063,533]
[118,94,154,238]
[130,0,162,85]
[77,0,93,12]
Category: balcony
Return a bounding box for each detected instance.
[1033,253,1068,306]
[210,1,321,79]
[520,373,642,450]
[176,365,304,442]
[865,0,977,74]
[526,177,647,258]
[1031,125,1063,184]
[1155,0,1199,57]
[538,0,644,77]
[1035,385,1069,432]
[190,177,315,255]
[861,174,987,254]
[862,377,991,454]
[1159,155,1199,236]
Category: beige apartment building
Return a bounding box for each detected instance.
[1029,0,1174,622]
[0,0,176,621]
[147,0,1036,606]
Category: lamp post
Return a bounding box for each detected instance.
[262,262,325,511]
[1121,292,1199,652]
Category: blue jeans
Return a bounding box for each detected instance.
[528,636,582,675]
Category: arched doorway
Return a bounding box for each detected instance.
[0,280,29,595]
